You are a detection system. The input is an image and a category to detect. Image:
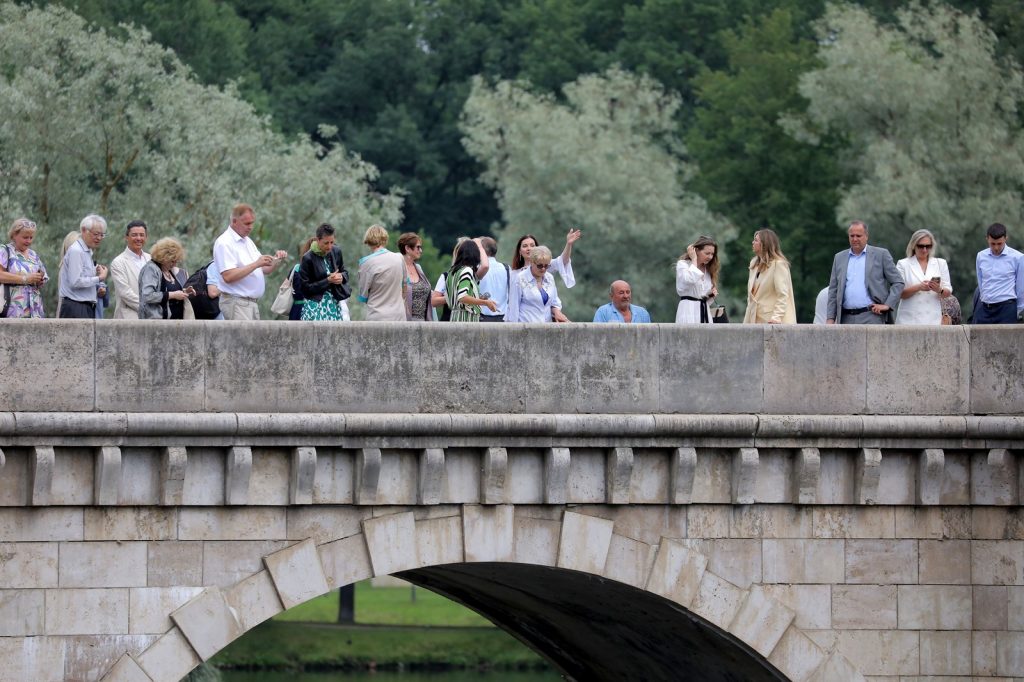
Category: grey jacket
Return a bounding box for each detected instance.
[827,244,905,322]
[137,261,179,319]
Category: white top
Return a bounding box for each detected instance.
[813,287,828,324]
[213,226,265,298]
[109,248,151,319]
[895,256,952,325]
[506,268,562,322]
[477,256,510,316]
[675,260,713,324]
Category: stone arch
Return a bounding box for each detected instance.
[99,506,865,682]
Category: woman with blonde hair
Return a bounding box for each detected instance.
[675,235,719,324]
[895,229,951,325]
[357,224,406,321]
[0,218,48,318]
[743,228,796,324]
[138,237,194,319]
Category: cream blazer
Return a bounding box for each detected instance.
[743,259,797,324]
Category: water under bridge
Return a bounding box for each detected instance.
[0,321,1021,681]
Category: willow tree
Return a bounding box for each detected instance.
[461,67,732,322]
[0,2,402,313]
[784,2,1024,295]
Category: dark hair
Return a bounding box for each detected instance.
[679,235,720,286]
[397,232,421,255]
[450,239,482,273]
[315,223,335,239]
[987,223,1008,240]
[125,220,147,235]
[479,236,497,257]
[511,234,538,270]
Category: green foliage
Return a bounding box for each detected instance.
[462,67,733,322]
[787,1,1024,297]
[687,7,846,320]
[275,583,494,627]
[0,2,401,314]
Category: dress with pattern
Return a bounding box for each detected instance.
[1,244,48,318]
[445,266,482,322]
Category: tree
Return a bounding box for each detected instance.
[0,2,402,315]
[461,67,733,322]
[687,7,846,320]
[785,2,1024,297]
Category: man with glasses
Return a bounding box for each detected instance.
[826,220,904,324]
[975,222,1024,324]
[58,214,109,319]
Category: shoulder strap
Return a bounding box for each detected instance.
[504,262,510,290]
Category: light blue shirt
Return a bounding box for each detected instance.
[59,238,100,302]
[843,250,872,309]
[977,245,1024,313]
[593,302,651,323]
[478,256,509,316]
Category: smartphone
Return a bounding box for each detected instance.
[930,277,940,284]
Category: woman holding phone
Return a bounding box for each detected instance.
[138,238,194,319]
[299,223,349,321]
[895,229,951,325]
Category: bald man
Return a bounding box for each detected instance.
[593,280,651,323]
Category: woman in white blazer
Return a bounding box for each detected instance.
[895,229,951,325]
[743,228,797,324]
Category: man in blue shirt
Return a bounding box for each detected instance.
[975,223,1024,324]
[826,221,904,324]
[593,280,651,323]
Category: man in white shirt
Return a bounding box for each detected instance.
[212,203,288,320]
[109,220,151,319]
[476,237,509,321]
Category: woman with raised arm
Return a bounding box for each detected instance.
[743,228,796,324]
[675,235,719,324]
[506,246,563,323]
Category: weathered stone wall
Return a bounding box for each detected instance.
[0,320,1020,415]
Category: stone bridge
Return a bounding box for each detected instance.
[0,321,1021,681]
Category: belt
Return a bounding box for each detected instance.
[680,296,710,323]
[842,306,872,316]
[62,297,96,308]
[981,298,1016,308]
[221,293,259,303]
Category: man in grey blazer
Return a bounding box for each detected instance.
[827,221,904,324]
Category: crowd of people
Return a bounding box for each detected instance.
[1,204,1022,326]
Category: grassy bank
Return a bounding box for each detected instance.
[209,583,548,672]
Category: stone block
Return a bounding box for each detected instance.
[995,630,1024,677]
[691,572,745,630]
[576,505,685,546]
[0,590,44,636]
[894,507,970,539]
[602,534,654,589]
[362,512,417,575]
[897,585,972,630]
[129,587,204,635]
[225,446,253,506]
[832,585,897,629]
[728,585,794,658]
[834,630,919,676]
[171,586,243,661]
[794,447,820,505]
[246,448,289,507]
[687,505,730,539]
[319,534,374,589]
[867,327,969,415]
[512,517,560,567]
[50,446,94,506]
[30,446,54,506]
[225,569,284,631]
[415,515,463,568]
[102,654,152,682]
[84,508,177,541]
[544,447,570,504]
[0,319,94,411]
[605,447,633,505]
[669,447,697,504]
[312,449,356,504]
[0,542,57,588]
[95,446,122,505]
[181,448,225,506]
[845,539,917,584]
[701,539,761,589]
[661,325,765,413]
[807,651,865,682]
[973,630,997,676]
[972,586,1008,631]
[763,539,844,584]
[463,505,514,563]
[135,627,201,682]
[731,506,812,539]
[95,321,206,412]
[263,538,330,610]
[355,447,381,504]
[761,585,831,630]
[46,588,128,635]
[201,540,290,588]
[919,540,970,584]
[59,541,148,588]
[178,508,286,541]
[732,447,758,504]
[972,507,1024,540]
[970,326,1024,414]
[0,507,82,540]
[571,324,662,413]
[66,635,160,682]
[691,448,734,503]
[147,541,202,587]
[480,447,507,505]
[764,326,865,414]
[557,511,613,575]
[0,636,65,682]
[645,538,707,608]
[1009,586,1024,630]
[854,448,882,505]
[767,626,827,682]
[287,507,369,545]
[972,540,1024,585]
[289,446,317,505]
[918,630,971,675]
[417,448,445,505]
[812,507,894,539]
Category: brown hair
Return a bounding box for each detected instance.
[679,235,719,286]
[750,228,788,272]
[231,203,254,219]
[397,232,422,255]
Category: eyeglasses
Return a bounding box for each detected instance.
[91,232,107,238]
[16,220,36,231]
[534,263,550,270]
[916,243,933,250]
[413,245,423,250]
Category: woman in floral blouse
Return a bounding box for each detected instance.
[0,218,48,318]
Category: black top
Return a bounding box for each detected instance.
[166,270,186,319]
[299,246,350,302]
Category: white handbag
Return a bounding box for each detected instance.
[270,268,295,316]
